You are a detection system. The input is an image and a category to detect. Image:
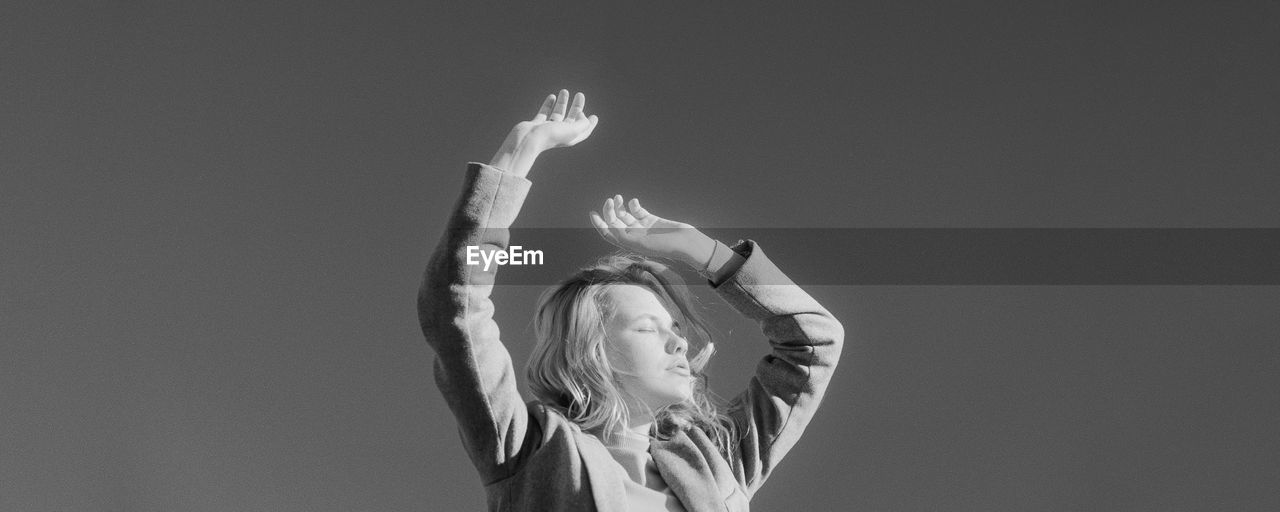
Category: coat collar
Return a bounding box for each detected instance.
[572,427,628,512]
[651,429,731,512]
[575,424,736,512]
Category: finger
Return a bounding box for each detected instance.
[613,195,641,226]
[602,197,625,229]
[627,198,651,219]
[548,89,569,121]
[568,92,586,120]
[612,195,627,220]
[532,94,555,122]
[589,212,612,239]
[616,210,638,226]
[601,197,616,224]
[615,198,639,225]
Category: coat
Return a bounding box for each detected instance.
[419,163,844,511]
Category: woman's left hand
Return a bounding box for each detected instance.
[590,195,715,267]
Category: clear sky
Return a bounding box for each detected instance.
[3,1,1279,510]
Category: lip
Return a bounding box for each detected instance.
[668,362,691,376]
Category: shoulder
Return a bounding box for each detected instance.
[525,401,593,440]
[523,401,615,459]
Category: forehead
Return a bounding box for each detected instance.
[601,284,672,322]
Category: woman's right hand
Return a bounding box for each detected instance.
[489,90,599,178]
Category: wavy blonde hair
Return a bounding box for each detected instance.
[526,254,733,451]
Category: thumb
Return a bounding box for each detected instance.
[570,115,599,145]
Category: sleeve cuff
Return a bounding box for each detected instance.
[459,162,533,228]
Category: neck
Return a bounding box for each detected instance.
[603,403,655,445]
[604,420,652,447]
[626,418,653,437]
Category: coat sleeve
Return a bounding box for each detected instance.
[714,240,845,497]
[418,163,539,485]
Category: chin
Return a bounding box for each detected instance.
[654,394,690,409]
[672,390,694,404]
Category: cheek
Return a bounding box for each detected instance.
[605,339,652,374]
[606,335,662,371]
[621,354,666,377]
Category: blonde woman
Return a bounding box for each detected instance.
[419,90,844,511]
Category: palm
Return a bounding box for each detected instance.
[519,91,599,151]
[591,196,699,261]
[488,90,599,177]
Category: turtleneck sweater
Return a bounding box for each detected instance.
[604,433,687,511]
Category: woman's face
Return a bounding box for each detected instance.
[600,284,694,412]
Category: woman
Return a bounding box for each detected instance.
[419,90,844,511]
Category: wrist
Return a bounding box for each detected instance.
[677,231,716,268]
[489,141,542,178]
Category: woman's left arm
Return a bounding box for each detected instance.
[706,240,844,497]
[589,195,738,279]
[592,197,845,497]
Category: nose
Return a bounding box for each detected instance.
[666,331,688,355]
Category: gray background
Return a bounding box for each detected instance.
[3,1,1279,510]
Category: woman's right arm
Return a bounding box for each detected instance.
[418,91,597,484]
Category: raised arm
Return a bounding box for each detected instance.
[592,197,845,497]
[711,241,843,497]
[418,91,597,484]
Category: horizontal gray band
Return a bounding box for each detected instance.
[450,228,1280,285]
